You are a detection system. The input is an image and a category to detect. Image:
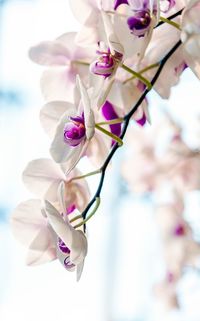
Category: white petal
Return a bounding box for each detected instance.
[40,66,75,103]
[22,159,65,202]
[26,228,56,266]
[44,200,87,265]
[10,199,46,246]
[101,11,124,55]
[50,111,82,164]
[44,200,73,246]
[57,181,67,217]
[29,41,70,66]
[76,76,95,139]
[40,101,74,138]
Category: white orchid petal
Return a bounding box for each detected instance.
[40,67,75,103]
[76,260,85,281]
[29,41,70,66]
[101,11,124,55]
[26,228,56,266]
[50,111,81,164]
[70,230,88,266]
[44,200,73,246]
[57,181,67,218]
[10,199,46,246]
[22,159,65,200]
[40,101,74,138]
[76,75,95,139]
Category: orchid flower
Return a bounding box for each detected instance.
[89,11,124,108]
[40,77,111,168]
[11,183,87,281]
[44,182,88,281]
[22,158,90,208]
[11,199,57,266]
[29,32,94,102]
[48,76,95,166]
[181,0,200,79]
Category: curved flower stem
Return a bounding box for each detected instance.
[159,16,181,30]
[81,40,182,221]
[95,124,123,146]
[96,118,124,126]
[74,197,101,229]
[70,214,83,224]
[121,64,152,89]
[123,63,160,84]
[70,169,101,182]
[156,8,184,28]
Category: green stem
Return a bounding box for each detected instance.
[159,16,181,30]
[70,169,101,182]
[96,118,124,126]
[73,60,90,66]
[121,64,152,89]
[123,63,159,84]
[70,214,83,224]
[95,124,123,146]
[74,197,100,229]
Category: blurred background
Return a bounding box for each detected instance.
[1,1,200,320]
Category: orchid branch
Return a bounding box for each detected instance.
[81,39,182,221]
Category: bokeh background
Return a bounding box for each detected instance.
[1,1,200,320]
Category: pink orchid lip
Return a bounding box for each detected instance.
[57,238,75,269]
[63,115,86,147]
[67,204,76,215]
[114,0,128,10]
[160,0,176,13]
[90,49,123,78]
[173,223,186,236]
[136,112,147,126]
[64,256,75,269]
[58,237,70,254]
[127,10,151,37]
[102,101,121,145]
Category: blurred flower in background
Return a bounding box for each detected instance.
[1,1,200,321]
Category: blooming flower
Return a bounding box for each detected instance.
[181,0,200,79]
[22,158,90,207]
[29,32,94,102]
[11,182,87,281]
[49,76,95,165]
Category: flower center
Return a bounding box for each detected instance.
[58,237,70,254]
[90,48,123,78]
[173,223,186,236]
[127,10,151,37]
[63,115,86,147]
[57,237,76,269]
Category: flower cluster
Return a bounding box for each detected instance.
[121,115,200,309]
[11,0,200,280]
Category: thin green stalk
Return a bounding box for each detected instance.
[123,63,159,84]
[96,118,124,126]
[70,169,101,182]
[95,124,123,146]
[121,64,152,89]
[159,16,181,30]
[73,60,90,66]
[70,214,83,224]
[74,197,100,229]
